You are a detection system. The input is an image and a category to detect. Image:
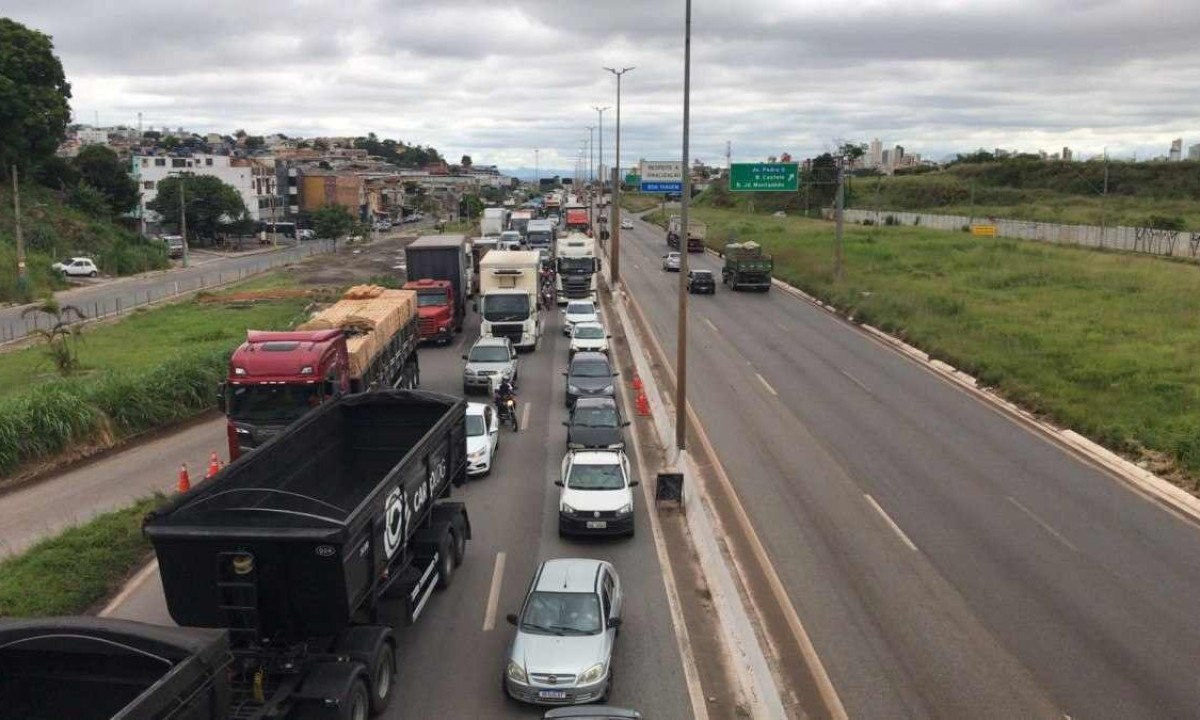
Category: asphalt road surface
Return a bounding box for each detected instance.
[105,304,693,718]
[616,214,1200,719]
[1,240,335,343]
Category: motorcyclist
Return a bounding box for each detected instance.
[494,377,518,430]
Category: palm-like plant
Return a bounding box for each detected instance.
[21,297,86,376]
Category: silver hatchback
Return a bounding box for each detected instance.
[463,336,518,394]
[504,559,623,706]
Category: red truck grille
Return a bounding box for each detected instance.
[419,318,437,336]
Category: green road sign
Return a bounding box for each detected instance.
[625,173,640,185]
[729,162,799,192]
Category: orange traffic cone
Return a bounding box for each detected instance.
[177,463,191,493]
[206,450,222,479]
[632,374,643,392]
[636,389,651,417]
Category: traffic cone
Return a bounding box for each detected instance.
[177,463,191,493]
[632,374,643,392]
[206,451,222,479]
[636,389,651,417]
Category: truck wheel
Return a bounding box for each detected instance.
[342,680,370,720]
[449,515,468,566]
[435,531,455,589]
[368,643,396,714]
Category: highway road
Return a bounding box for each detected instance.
[103,304,694,718]
[0,239,335,343]
[616,213,1200,719]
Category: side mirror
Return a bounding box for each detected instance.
[608,617,623,629]
[562,421,570,426]
[606,334,612,339]
[629,480,640,487]
[506,613,518,626]
[562,371,568,376]
[554,480,564,487]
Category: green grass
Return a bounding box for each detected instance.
[620,192,664,214]
[2,279,311,395]
[669,206,1200,485]
[0,496,159,616]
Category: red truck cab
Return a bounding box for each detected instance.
[221,329,350,460]
[403,278,456,344]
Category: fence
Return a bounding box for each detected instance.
[1,239,337,344]
[833,208,1200,260]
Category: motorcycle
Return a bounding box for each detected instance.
[496,395,519,432]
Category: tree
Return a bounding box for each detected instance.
[74,145,139,215]
[460,155,472,167]
[160,136,180,151]
[148,174,248,244]
[0,18,72,180]
[311,205,356,239]
[244,136,265,151]
[22,297,85,375]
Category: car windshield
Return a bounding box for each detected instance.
[416,290,444,307]
[567,303,594,316]
[469,345,510,363]
[571,361,610,378]
[574,325,604,339]
[521,591,602,636]
[573,406,618,427]
[466,415,486,436]
[568,462,625,490]
[693,271,712,279]
[228,384,321,425]
[481,294,530,322]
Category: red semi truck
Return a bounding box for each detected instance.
[220,288,420,459]
[565,207,590,233]
[404,234,470,342]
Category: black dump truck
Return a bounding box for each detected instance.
[143,389,471,719]
[0,617,231,720]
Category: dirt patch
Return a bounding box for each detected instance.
[285,235,418,287]
[197,289,313,303]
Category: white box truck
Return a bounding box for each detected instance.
[481,207,509,238]
[479,250,542,351]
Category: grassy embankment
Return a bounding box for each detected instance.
[0,182,169,302]
[0,275,312,479]
[643,204,1200,488]
[0,497,159,616]
[620,192,665,214]
[846,161,1200,229]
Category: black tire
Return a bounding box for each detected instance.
[449,514,467,566]
[343,680,370,720]
[435,531,455,589]
[368,644,396,714]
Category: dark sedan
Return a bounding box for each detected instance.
[687,269,716,294]
[564,397,629,449]
[564,351,619,407]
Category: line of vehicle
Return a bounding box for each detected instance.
[482,551,507,631]
[1007,496,1079,552]
[864,494,919,552]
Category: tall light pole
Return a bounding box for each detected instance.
[676,0,692,453]
[604,66,634,286]
[11,166,28,295]
[177,173,190,268]
[534,148,540,191]
[586,126,595,187]
[593,106,610,189]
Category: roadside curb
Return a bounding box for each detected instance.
[762,272,1200,525]
[606,280,791,720]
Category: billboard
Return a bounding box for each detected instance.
[639,160,683,193]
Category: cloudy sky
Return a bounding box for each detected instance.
[8,1,1200,173]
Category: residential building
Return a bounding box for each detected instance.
[868,138,883,169]
[1189,143,1200,161]
[131,153,269,230]
[1062,146,1073,162]
[1169,138,1182,162]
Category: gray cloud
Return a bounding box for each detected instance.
[7,0,1200,168]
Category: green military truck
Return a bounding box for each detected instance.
[721,241,773,291]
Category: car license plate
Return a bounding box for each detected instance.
[587,521,607,529]
[539,690,568,699]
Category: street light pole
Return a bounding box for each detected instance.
[676,0,692,453]
[178,174,190,268]
[593,106,610,190]
[12,166,28,294]
[604,66,634,287]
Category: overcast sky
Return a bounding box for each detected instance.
[9,0,1200,173]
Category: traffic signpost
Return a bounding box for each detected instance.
[639,160,682,194]
[729,162,799,192]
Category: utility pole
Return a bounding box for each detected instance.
[676,0,692,453]
[178,174,190,268]
[1100,149,1109,248]
[969,180,976,226]
[12,166,28,295]
[594,106,610,191]
[586,127,595,187]
[604,67,634,287]
[834,159,845,281]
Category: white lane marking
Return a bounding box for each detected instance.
[840,369,872,394]
[702,317,719,333]
[1007,496,1078,552]
[755,373,778,396]
[99,559,159,617]
[864,494,919,552]
[520,401,531,430]
[482,551,507,631]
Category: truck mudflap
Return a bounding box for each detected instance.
[384,554,441,626]
[292,659,370,714]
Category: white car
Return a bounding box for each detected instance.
[465,402,500,476]
[620,218,633,230]
[557,450,637,537]
[562,300,599,336]
[53,257,99,278]
[570,322,610,355]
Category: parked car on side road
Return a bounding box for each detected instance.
[504,558,624,705]
[620,218,633,230]
[52,257,99,277]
